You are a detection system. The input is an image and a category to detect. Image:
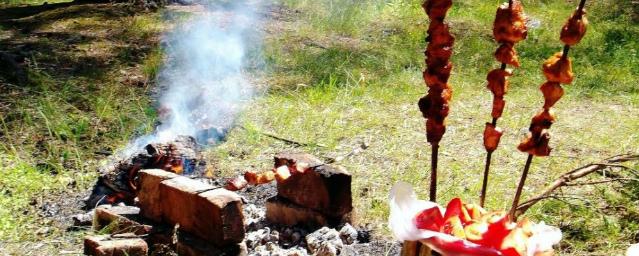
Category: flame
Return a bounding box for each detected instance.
[169,158,183,174]
[105,192,127,204]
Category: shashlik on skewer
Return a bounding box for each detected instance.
[511,0,589,220]
[480,0,528,208]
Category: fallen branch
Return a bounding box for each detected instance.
[514,153,639,217]
[238,126,325,148]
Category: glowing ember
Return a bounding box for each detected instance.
[226,165,299,191]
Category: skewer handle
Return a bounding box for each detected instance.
[430,144,440,202]
[510,154,534,220]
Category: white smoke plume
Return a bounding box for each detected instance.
[123,1,262,154]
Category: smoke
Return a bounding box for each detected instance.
[124,1,262,153]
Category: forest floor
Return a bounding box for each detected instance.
[1,0,639,255]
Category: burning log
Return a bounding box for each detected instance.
[85,136,204,209]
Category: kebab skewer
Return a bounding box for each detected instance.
[480,0,528,207]
[418,0,454,204]
[509,0,589,220]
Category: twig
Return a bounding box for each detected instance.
[564,178,639,186]
[514,154,639,217]
[237,126,324,147]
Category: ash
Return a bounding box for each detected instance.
[243,202,360,256]
[215,175,401,256]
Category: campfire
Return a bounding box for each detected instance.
[77,131,358,256]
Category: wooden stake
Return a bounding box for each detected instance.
[479,151,493,207]
[430,144,440,202]
[510,154,534,220]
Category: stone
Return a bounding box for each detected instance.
[306,227,343,256]
[72,210,94,226]
[84,233,148,256]
[176,235,247,256]
[316,242,338,256]
[137,169,179,222]
[339,224,358,245]
[265,196,327,228]
[276,164,352,219]
[94,205,150,235]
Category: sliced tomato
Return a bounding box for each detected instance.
[414,207,444,231]
[477,215,513,249]
[443,198,473,224]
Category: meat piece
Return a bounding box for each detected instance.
[517,132,535,153]
[493,0,528,43]
[540,82,564,109]
[560,9,588,46]
[424,61,453,87]
[483,123,504,152]
[529,109,556,134]
[427,21,455,48]
[225,176,248,191]
[486,68,512,98]
[418,87,452,121]
[244,171,258,185]
[440,86,453,102]
[244,170,275,185]
[418,94,432,119]
[426,45,453,67]
[426,119,446,145]
[491,97,506,119]
[423,0,453,20]
[542,52,573,84]
[532,131,552,157]
[517,130,552,157]
[274,165,291,182]
[494,43,520,67]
